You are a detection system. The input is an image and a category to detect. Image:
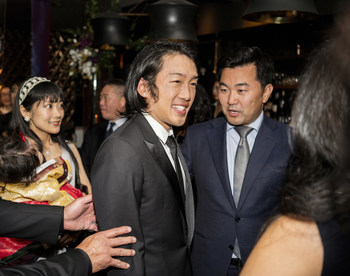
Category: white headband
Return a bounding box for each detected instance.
[19,77,51,105]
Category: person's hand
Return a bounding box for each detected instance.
[76,226,136,273]
[57,231,81,247]
[64,194,98,231]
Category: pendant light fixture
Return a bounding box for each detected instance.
[92,11,130,46]
[243,0,318,24]
[148,0,198,41]
[92,0,132,48]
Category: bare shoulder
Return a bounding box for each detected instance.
[241,215,323,276]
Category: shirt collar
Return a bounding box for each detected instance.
[109,117,127,128]
[142,112,173,144]
[226,111,264,133]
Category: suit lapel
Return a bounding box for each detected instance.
[237,115,276,210]
[207,119,236,210]
[134,115,186,215]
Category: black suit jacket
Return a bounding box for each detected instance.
[0,199,92,276]
[0,249,91,276]
[0,199,62,244]
[80,121,108,178]
[91,114,194,276]
[181,115,292,276]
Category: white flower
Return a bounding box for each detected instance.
[68,39,98,81]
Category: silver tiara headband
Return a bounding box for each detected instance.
[19,77,51,105]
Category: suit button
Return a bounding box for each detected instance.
[235,216,240,222]
[229,245,234,250]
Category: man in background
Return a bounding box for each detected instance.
[80,79,126,178]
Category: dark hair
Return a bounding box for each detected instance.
[0,136,40,183]
[217,46,274,88]
[9,79,85,192]
[101,78,125,98]
[124,40,198,118]
[10,76,27,94]
[280,14,350,227]
[188,83,212,126]
[102,78,126,89]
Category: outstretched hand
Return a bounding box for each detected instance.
[76,226,136,273]
[64,194,98,231]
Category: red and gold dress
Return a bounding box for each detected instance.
[0,157,83,266]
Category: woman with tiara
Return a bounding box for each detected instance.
[0,76,91,266]
[10,76,91,194]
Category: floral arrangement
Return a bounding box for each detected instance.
[66,0,147,80]
[67,0,116,81]
[68,33,98,80]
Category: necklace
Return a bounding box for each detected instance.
[45,149,50,156]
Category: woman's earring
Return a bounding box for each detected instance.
[24,117,30,122]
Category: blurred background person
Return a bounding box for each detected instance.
[211,79,223,118]
[241,10,350,276]
[0,77,26,138]
[0,85,12,138]
[80,78,126,178]
[0,85,12,115]
[174,83,212,143]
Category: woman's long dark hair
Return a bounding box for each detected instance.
[9,80,85,193]
[280,13,350,230]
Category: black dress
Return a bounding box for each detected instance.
[317,220,350,276]
[0,111,12,137]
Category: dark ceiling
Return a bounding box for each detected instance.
[0,0,348,36]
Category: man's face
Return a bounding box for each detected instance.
[0,87,11,107]
[219,64,272,126]
[99,84,126,121]
[143,54,198,131]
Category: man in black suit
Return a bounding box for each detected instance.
[0,196,136,275]
[181,47,292,276]
[91,41,198,275]
[80,79,126,178]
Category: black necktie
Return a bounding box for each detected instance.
[166,135,185,199]
[105,122,116,139]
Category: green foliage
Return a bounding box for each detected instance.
[111,0,121,11]
[85,0,98,33]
